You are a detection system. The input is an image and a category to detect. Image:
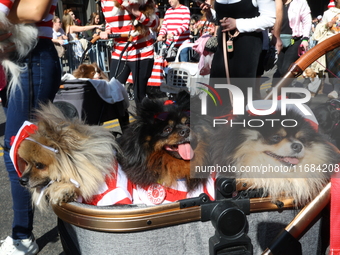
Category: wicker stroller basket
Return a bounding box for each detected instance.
[52,34,340,255]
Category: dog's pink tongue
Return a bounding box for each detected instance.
[283,157,299,165]
[178,143,194,160]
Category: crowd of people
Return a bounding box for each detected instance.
[0,0,339,254]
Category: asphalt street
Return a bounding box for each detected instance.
[0,67,333,255]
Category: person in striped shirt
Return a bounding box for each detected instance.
[100,0,159,106]
[157,0,191,62]
[0,1,61,254]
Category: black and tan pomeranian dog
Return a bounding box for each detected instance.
[212,105,340,205]
[118,91,213,195]
[11,103,120,211]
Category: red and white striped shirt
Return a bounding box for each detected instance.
[159,5,190,48]
[84,164,215,206]
[132,177,215,206]
[36,0,57,39]
[84,164,134,206]
[0,0,14,15]
[101,0,159,61]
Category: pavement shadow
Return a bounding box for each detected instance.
[36,226,65,255]
[0,122,5,137]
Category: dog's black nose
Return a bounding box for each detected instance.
[179,127,190,138]
[291,142,303,153]
[19,177,29,186]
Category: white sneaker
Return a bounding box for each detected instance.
[0,236,39,255]
[328,90,338,99]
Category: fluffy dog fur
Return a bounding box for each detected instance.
[72,62,109,81]
[118,91,212,190]
[111,0,156,36]
[16,103,119,211]
[212,108,340,205]
[0,12,38,94]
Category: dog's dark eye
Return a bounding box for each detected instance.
[298,137,306,144]
[35,163,46,170]
[163,126,173,134]
[270,134,282,143]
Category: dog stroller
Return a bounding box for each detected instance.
[51,34,340,255]
[53,76,129,125]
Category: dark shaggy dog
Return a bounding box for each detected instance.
[118,91,212,191]
[212,107,340,205]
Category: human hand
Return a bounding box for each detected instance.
[166,33,174,40]
[298,40,309,56]
[220,17,236,32]
[100,31,109,40]
[271,36,283,54]
[157,34,165,41]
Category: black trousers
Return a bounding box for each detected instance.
[110,58,154,105]
[275,38,301,78]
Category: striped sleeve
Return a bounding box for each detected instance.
[136,13,159,31]
[0,0,14,15]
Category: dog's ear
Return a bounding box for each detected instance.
[137,97,167,121]
[73,64,87,78]
[173,91,190,111]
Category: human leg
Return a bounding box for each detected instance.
[3,39,60,241]
[109,59,131,131]
[129,58,154,105]
[179,47,190,62]
[276,41,300,78]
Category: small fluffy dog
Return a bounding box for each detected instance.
[12,103,119,211]
[118,91,212,191]
[111,0,156,36]
[212,107,340,205]
[72,62,109,81]
[0,12,38,94]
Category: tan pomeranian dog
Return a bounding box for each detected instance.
[0,12,38,94]
[11,103,120,211]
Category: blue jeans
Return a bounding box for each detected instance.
[3,39,61,239]
[179,47,190,62]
